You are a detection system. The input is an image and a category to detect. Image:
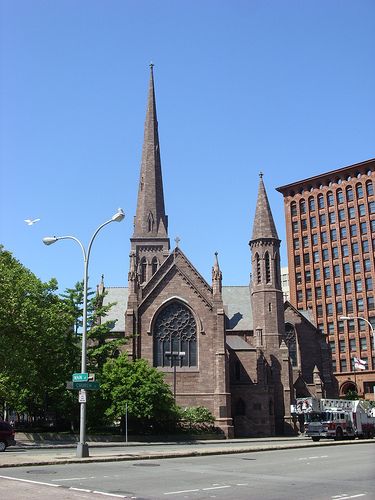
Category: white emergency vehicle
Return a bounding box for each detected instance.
[294,397,375,441]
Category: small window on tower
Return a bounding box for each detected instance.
[140,258,147,283]
[265,252,271,283]
[256,253,261,284]
[152,257,158,275]
[147,212,154,232]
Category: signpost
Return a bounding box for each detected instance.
[67,373,99,391]
[66,381,99,390]
[73,373,88,382]
[78,390,87,403]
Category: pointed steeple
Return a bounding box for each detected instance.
[251,173,279,241]
[212,251,222,298]
[133,64,168,238]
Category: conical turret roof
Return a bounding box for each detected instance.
[251,173,279,241]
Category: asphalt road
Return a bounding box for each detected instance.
[0,442,374,499]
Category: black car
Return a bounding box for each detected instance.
[0,421,16,451]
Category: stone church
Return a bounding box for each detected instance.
[101,66,336,437]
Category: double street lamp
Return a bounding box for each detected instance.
[43,208,125,457]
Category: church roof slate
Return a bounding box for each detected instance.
[103,285,253,333]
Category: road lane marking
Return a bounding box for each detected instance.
[164,489,200,494]
[52,477,87,481]
[331,495,366,499]
[92,491,128,498]
[69,487,92,492]
[202,485,232,491]
[0,475,60,488]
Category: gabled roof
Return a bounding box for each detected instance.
[103,284,254,333]
[140,247,213,310]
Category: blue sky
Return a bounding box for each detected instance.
[1,0,374,294]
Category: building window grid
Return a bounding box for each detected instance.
[286,173,375,371]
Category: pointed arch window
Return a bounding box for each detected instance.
[151,257,158,275]
[235,398,246,416]
[153,302,197,368]
[255,253,261,284]
[284,323,297,367]
[275,251,280,287]
[147,212,154,232]
[265,252,271,283]
[140,258,147,284]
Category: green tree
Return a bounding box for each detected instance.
[0,247,80,422]
[101,354,179,433]
[60,281,94,336]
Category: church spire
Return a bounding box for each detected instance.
[133,64,168,238]
[251,172,279,241]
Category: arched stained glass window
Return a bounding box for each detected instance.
[284,323,297,367]
[153,302,197,368]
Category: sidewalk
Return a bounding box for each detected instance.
[0,436,373,468]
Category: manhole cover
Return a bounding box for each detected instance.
[133,463,160,467]
[27,470,57,474]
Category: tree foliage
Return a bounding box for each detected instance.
[179,406,215,429]
[101,354,179,433]
[0,247,80,420]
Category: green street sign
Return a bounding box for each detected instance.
[66,381,100,390]
[72,373,88,382]
[73,381,100,390]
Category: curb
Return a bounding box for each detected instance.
[1,439,374,468]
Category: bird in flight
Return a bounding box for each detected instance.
[24,218,40,225]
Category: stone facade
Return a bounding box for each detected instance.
[101,67,336,437]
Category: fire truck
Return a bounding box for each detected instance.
[294,397,375,441]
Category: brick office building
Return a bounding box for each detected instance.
[277,159,375,400]
[100,67,335,437]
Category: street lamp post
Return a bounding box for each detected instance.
[165,351,185,401]
[43,208,125,457]
[340,315,375,353]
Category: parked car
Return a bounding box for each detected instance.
[0,421,16,451]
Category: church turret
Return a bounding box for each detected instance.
[212,252,222,299]
[130,65,170,286]
[250,173,284,350]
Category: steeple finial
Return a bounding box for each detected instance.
[133,66,168,239]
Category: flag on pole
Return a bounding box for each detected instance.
[353,357,367,370]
